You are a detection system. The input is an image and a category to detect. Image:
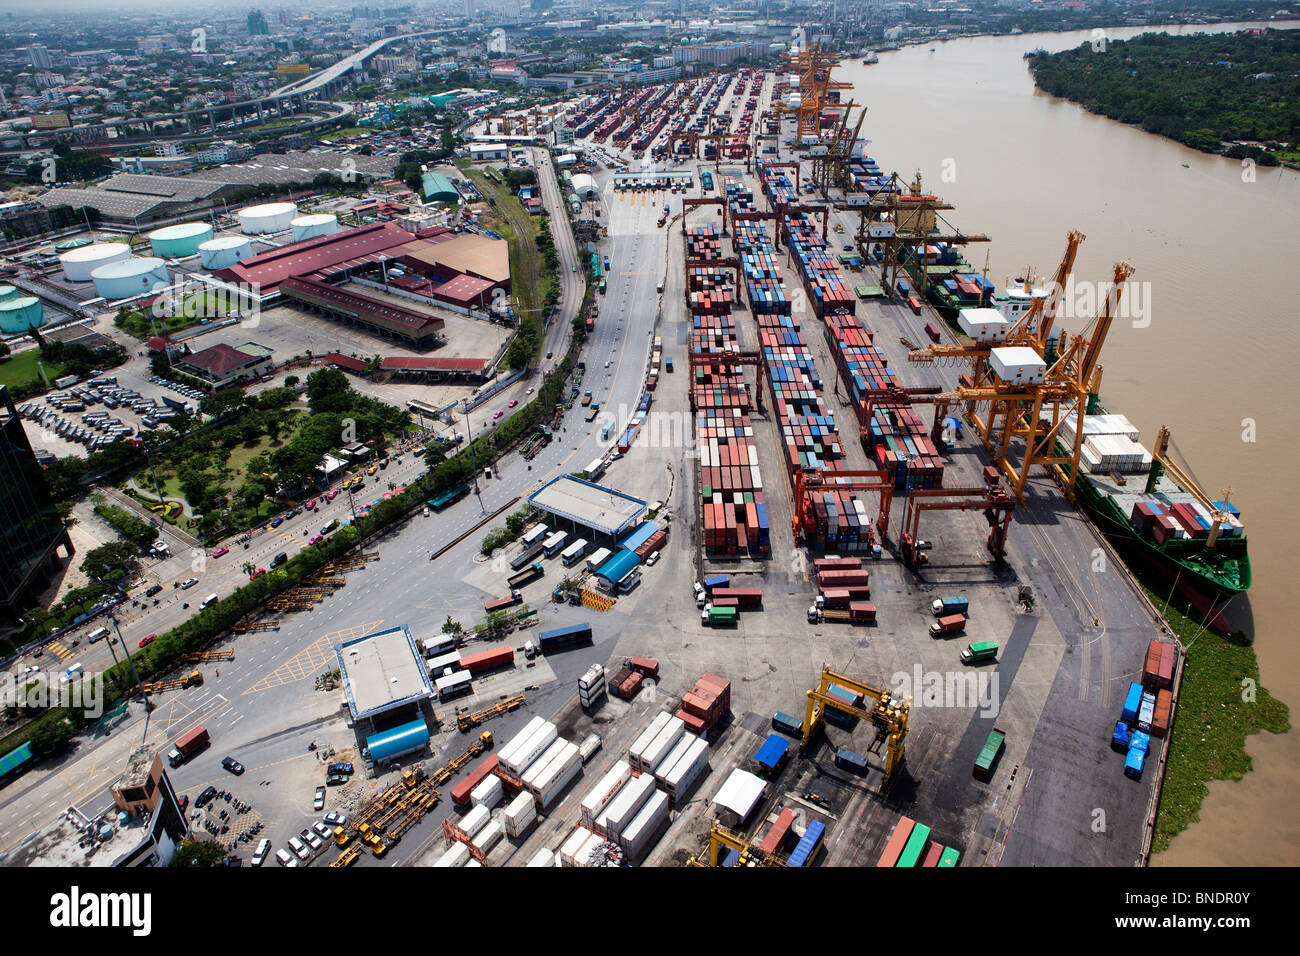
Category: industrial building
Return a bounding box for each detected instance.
[173,342,274,388]
[0,385,73,625]
[278,277,445,348]
[528,475,647,546]
[421,172,459,203]
[336,624,437,767]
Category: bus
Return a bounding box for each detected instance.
[542,530,569,558]
[428,484,470,511]
[584,458,607,481]
[407,398,444,421]
[560,538,590,567]
[598,277,606,295]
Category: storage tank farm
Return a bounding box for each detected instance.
[199,235,254,270]
[59,242,131,282]
[237,201,297,235]
[148,222,213,258]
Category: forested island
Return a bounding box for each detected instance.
[1028,29,1299,165]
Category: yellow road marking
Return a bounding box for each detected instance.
[242,619,383,695]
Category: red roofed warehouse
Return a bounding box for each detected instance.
[174,343,273,388]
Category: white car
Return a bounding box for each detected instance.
[180,577,198,590]
[645,551,660,567]
[276,848,298,867]
[312,821,333,841]
[288,836,310,860]
[251,838,271,866]
[301,828,323,851]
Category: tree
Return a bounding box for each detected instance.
[285,375,300,388]
[170,838,227,867]
[305,367,352,414]
[79,542,140,584]
[441,615,463,636]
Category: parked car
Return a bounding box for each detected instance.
[139,634,156,648]
[313,785,326,812]
[323,811,348,828]
[366,464,378,476]
[195,785,218,809]
[251,838,271,866]
[327,762,353,775]
[308,534,324,546]
[287,837,310,861]
[276,849,298,867]
[221,756,245,775]
[300,827,322,850]
[270,517,284,528]
[312,821,333,841]
[212,546,229,559]
[180,577,199,589]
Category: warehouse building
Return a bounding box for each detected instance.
[337,624,437,767]
[173,342,273,388]
[279,276,445,348]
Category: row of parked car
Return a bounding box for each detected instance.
[149,374,205,403]
[17,402,135,452]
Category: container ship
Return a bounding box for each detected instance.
[1058,411,1250,619]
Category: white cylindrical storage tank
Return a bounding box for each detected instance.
[90,256,170,300]
[0,285,18,302]
[148,222,213,258]
[60,242,131,282]
[199,235,254,270]
[0,296,44,333]
[291,213,339,242]
[237,201,297,234]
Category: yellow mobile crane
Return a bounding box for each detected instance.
[802,667,910,782]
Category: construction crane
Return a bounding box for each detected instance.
[781,43,853,144]
[1147,426,1235,547]
[802,666,910,782]
[688,823,781,867]
[455,694,526,732]
[139,670,202,694]
[898,470,1017,569]
[791,468,895,547]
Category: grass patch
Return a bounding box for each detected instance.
[321,127,368,141]
[0,349,59,390]
[1148,592,1290,853]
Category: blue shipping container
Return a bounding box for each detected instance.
[1110,720,1130,752]
[1121,682,1143,723]
[834,748,868,773]
[785,819,826,868]
[538,623,593,651]
[1124,746,1146,780]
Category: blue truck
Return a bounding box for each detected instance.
[1124,730,1150,779]
[161,395,191,414]
[537,622,593,653]
[930,595,969,616]
[1110,720,1130,752]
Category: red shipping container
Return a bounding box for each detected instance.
[1157,642,1177,690]
[759,808,797,856]
[618,672,644,700]
[677,709,707,736]
[1151,689,1173,737]
[629,656,660,679]
[451,755,499,808]
[1142,639,1163,689]
[459,644,513,674]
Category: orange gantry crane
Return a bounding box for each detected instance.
[781,43,854,143]
[792,468,895,548]
[898,469,1017,569]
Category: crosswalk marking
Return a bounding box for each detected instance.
[242,619,383,695]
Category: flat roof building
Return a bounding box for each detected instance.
[336,623,434,723]
[528,475,647,541]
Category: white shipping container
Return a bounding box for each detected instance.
[578,664,606,690]
[459,803,491,838]
[576,831,607,867]
[465,859,482,868]
[598,771,655,836]
[536,750,583,809]
[662,736,710,803]
[637,717,685,772]
[504,791,538,838]
[474,819,504,854]
[433,841,471,867]
[618,789,670,862]
[652,732,697,784]
[499,716,546,768]
[580,759,632,827]
[521,737,570,790]
[559,826,596,865]
[470,773,503,810]
[528,740,579,796]
[629,712,673,766]
[526,847,555,867]
[957,307,1008,342]
[504,721,559,776]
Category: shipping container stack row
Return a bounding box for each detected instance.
[688,267,770,557]
[734,219,792,316]
[725,186,877,554]
[686,223,723,262]
[1111,638,1178,780]
[1131,498,1244,546]
[647,333,662,393]
[824,311,945,490]
[781,211,857,319]
[876,815,961,867]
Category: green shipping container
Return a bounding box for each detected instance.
[973,728,1006,781]
[937,846,960,867]
[896,821,932,867]
[709,606,738,625]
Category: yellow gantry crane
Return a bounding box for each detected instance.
[802,667,910,782]
[688,823,782,867]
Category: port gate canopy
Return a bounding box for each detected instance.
[336,624,434,722]
[527,475,646,541]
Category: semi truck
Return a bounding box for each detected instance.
[510,542,545,571]
[930,614,967,637]
[484,591,521,613]
[973,727,1005,781]
[701,604,738,627]
[581,391,592,406]
[507,562,545,589]
[960,641,998,664]
[168,725,210,767]
[807,602,876,624]
[931,596,969,616]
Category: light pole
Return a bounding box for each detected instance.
[461,400,486,514]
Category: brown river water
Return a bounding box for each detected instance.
[834,22,1299,865]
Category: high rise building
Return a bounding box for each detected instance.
[247,10,270,35]
[0,385,73,626]
[27,44,52,70]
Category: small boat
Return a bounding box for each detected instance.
[1181,163,1190,168]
